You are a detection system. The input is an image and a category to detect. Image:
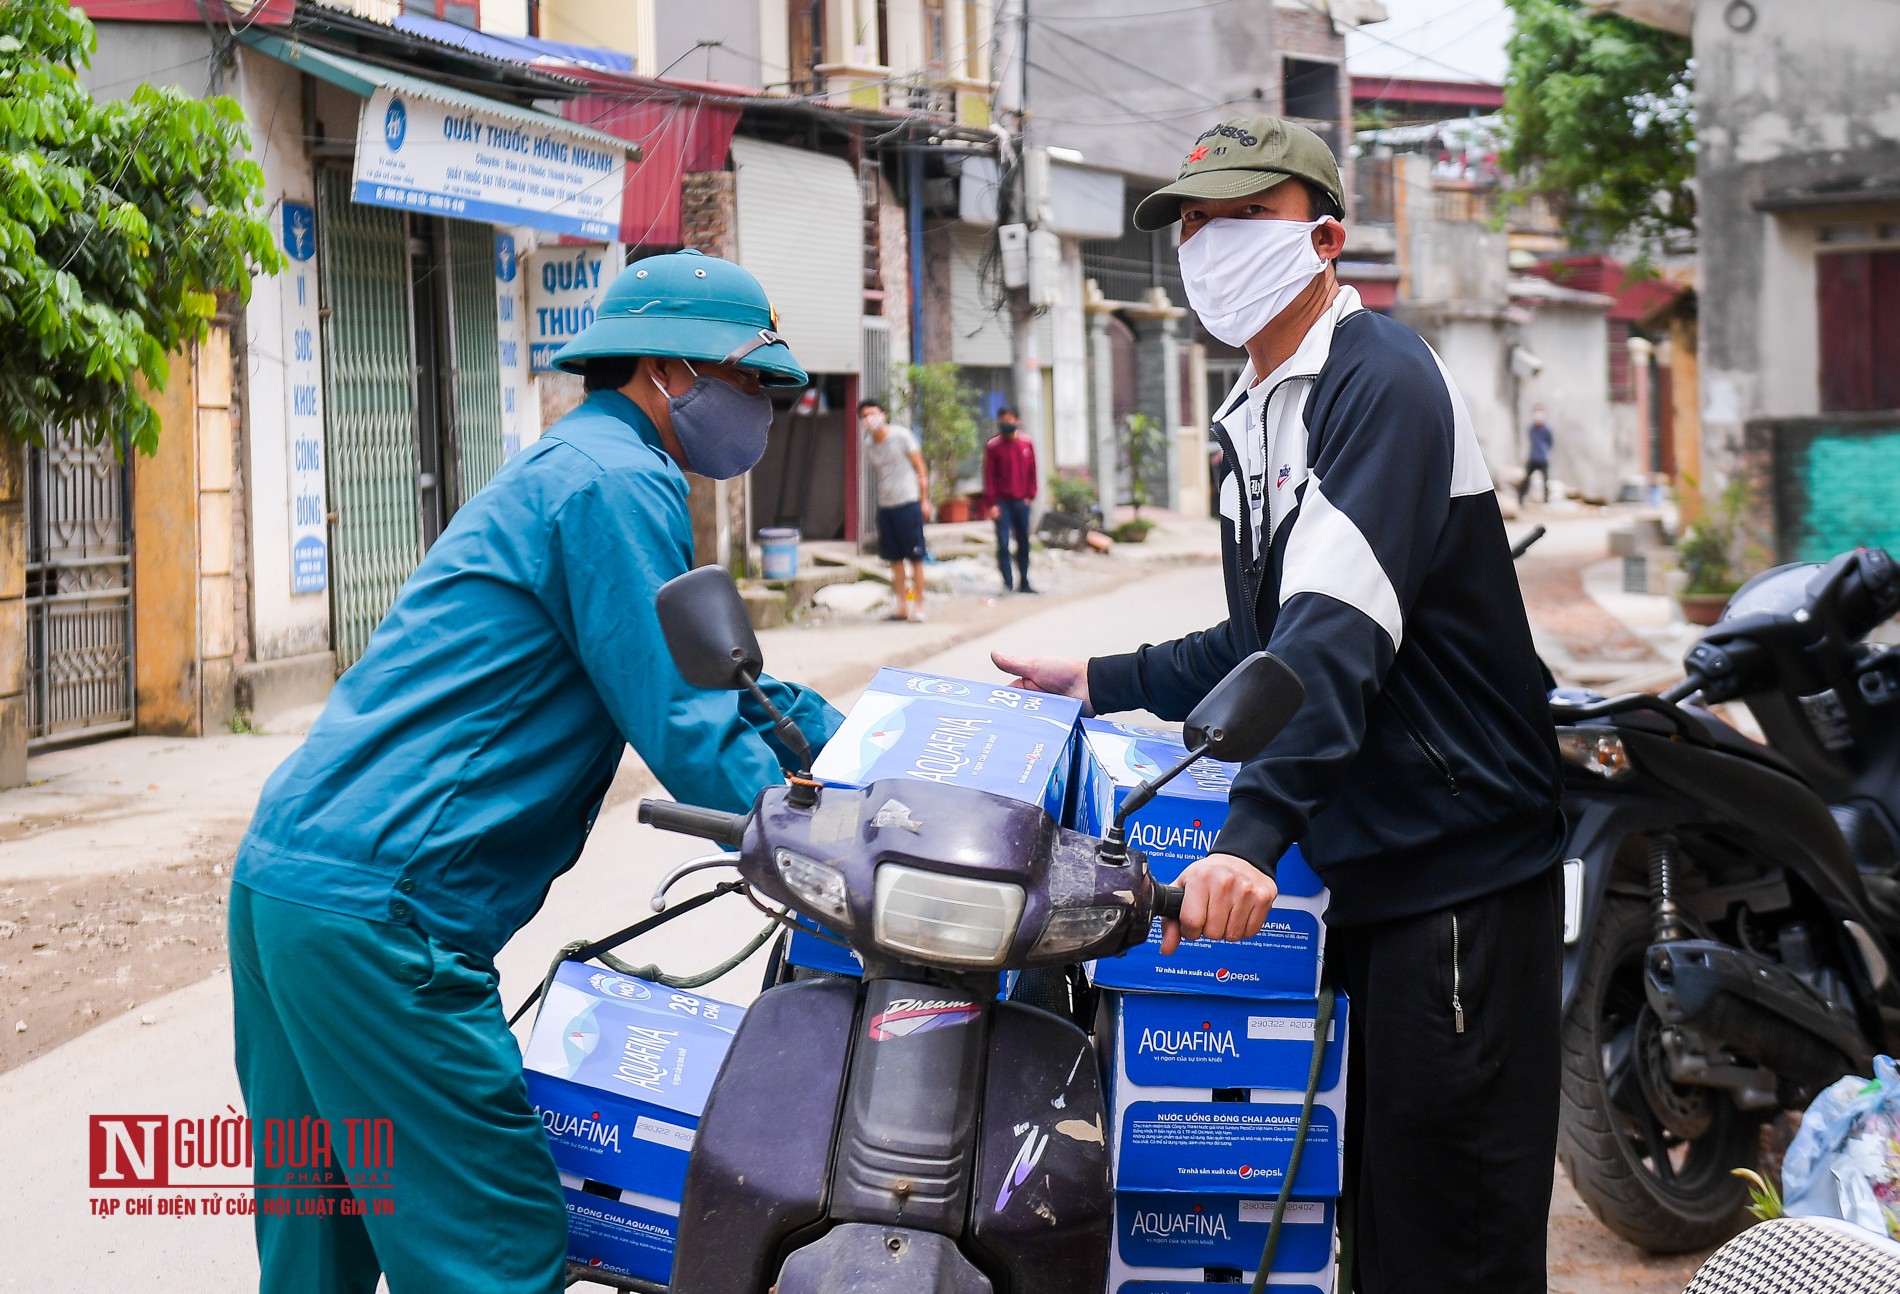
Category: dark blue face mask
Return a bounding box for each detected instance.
[655,363,774,480]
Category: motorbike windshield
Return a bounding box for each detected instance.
[1724,563,1821,621]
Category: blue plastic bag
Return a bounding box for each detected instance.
[1783,1055,1900,1239]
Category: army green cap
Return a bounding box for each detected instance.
[1132,115,1344,232]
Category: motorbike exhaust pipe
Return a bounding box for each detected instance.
[1644,940,1869,1098]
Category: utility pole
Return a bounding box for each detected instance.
[1005,0,1047,522]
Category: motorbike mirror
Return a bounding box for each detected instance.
[656,566,765,691]
[1182,651,1305,764]
[1103,652,1303,860]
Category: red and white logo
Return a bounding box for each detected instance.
[868,998,982,1041]
[90,1116,169,1188]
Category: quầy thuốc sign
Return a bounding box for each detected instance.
[528,243,622,373]
[351,87,626,241]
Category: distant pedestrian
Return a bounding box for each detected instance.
[1518,405,1554,505]
[985,408,1038,593]
[861,399,931,622]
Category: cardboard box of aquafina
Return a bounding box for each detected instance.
[521,963,743,1286]
[1076,718,1327,998]
[790,668,1085,973]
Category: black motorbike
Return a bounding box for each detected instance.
[627,566,1305,1293]
[1549,544,1900,1251]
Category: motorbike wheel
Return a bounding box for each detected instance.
[1559,897,1757,1253]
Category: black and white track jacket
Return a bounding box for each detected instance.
[1088,289,1563,926]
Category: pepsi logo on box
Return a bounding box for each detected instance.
[521,963,744,1285]
[810,668,1085,822]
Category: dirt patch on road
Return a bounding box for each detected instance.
[1519,549,1658,668]
[0,856,234,1074]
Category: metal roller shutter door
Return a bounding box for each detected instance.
[729,138,862,375]
[316,168,421,671]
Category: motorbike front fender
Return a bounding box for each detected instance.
[777,1223,994,1294]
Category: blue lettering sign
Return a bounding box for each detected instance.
[384,98,407,152]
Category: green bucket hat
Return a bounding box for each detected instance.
[1132,115,1344,232]
[552,248,808,388]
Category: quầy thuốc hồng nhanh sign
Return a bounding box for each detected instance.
[351,87,626,241]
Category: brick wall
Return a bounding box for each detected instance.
[1276,5,1344,58]
[682,170,736,259]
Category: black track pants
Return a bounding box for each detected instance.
[1330,865,1563,1294]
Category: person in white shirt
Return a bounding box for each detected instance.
[860,399,931,622]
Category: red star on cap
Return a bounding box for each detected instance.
[1186,145,1210,163]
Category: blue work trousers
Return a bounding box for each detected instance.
[229,883,568,1293]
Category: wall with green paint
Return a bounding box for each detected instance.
[1776,422,1900,562]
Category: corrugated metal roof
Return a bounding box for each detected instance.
[239,31,638,160]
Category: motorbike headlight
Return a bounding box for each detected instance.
[775,849,850,926]
[1556,728,1631,780]
[1031,905,1125,958]
[873,864,1025,967]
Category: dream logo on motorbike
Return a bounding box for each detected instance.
[868,997,982,1041]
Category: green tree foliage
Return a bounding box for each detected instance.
[0,0,281,455]
[1119,411,1166,518]
[895,362,981,505]
[1501,0,1694,253]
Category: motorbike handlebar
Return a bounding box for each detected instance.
[1509,525,1547,562]
[637,799,749,848]
[1153,883,1185,920]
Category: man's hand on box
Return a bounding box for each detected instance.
[1161,854,1278,955]
[990,652,1092,714]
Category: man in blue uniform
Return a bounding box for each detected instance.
[228,249,839,1293]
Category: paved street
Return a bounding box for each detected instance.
[0,509,1713,1291]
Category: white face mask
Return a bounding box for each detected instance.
[1177,216,1335,347]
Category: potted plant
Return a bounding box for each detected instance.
[1676,478,1757,626]
[1114,412,1166,544]
[895,361,980,524]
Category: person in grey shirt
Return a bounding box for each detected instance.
[861,399,932,621]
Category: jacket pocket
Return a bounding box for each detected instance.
[1386,692,1461,797]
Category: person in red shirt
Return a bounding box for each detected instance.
[983,407,1039,594]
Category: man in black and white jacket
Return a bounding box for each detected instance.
[995,117,1565,1292]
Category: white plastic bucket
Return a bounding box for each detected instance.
[760,528,800,580]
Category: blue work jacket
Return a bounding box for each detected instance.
[234,391,840,960]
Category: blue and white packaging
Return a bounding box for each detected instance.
[811,668,1084,821]
[1111,991,1348,1100]
[521,963,744,1285]
[1093,901,1327,998]
[1077,719,1328,998]
[1075,719,1325,897]
[1109,1251,1337,1294]
[1103,996,1347,1199]
[1108,1086,1342,1197]
[1116,1193,1335,1273]
[784,915,864,977]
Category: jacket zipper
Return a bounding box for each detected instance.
[1451,912,1466,1034]
[1388,694,1461,796]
